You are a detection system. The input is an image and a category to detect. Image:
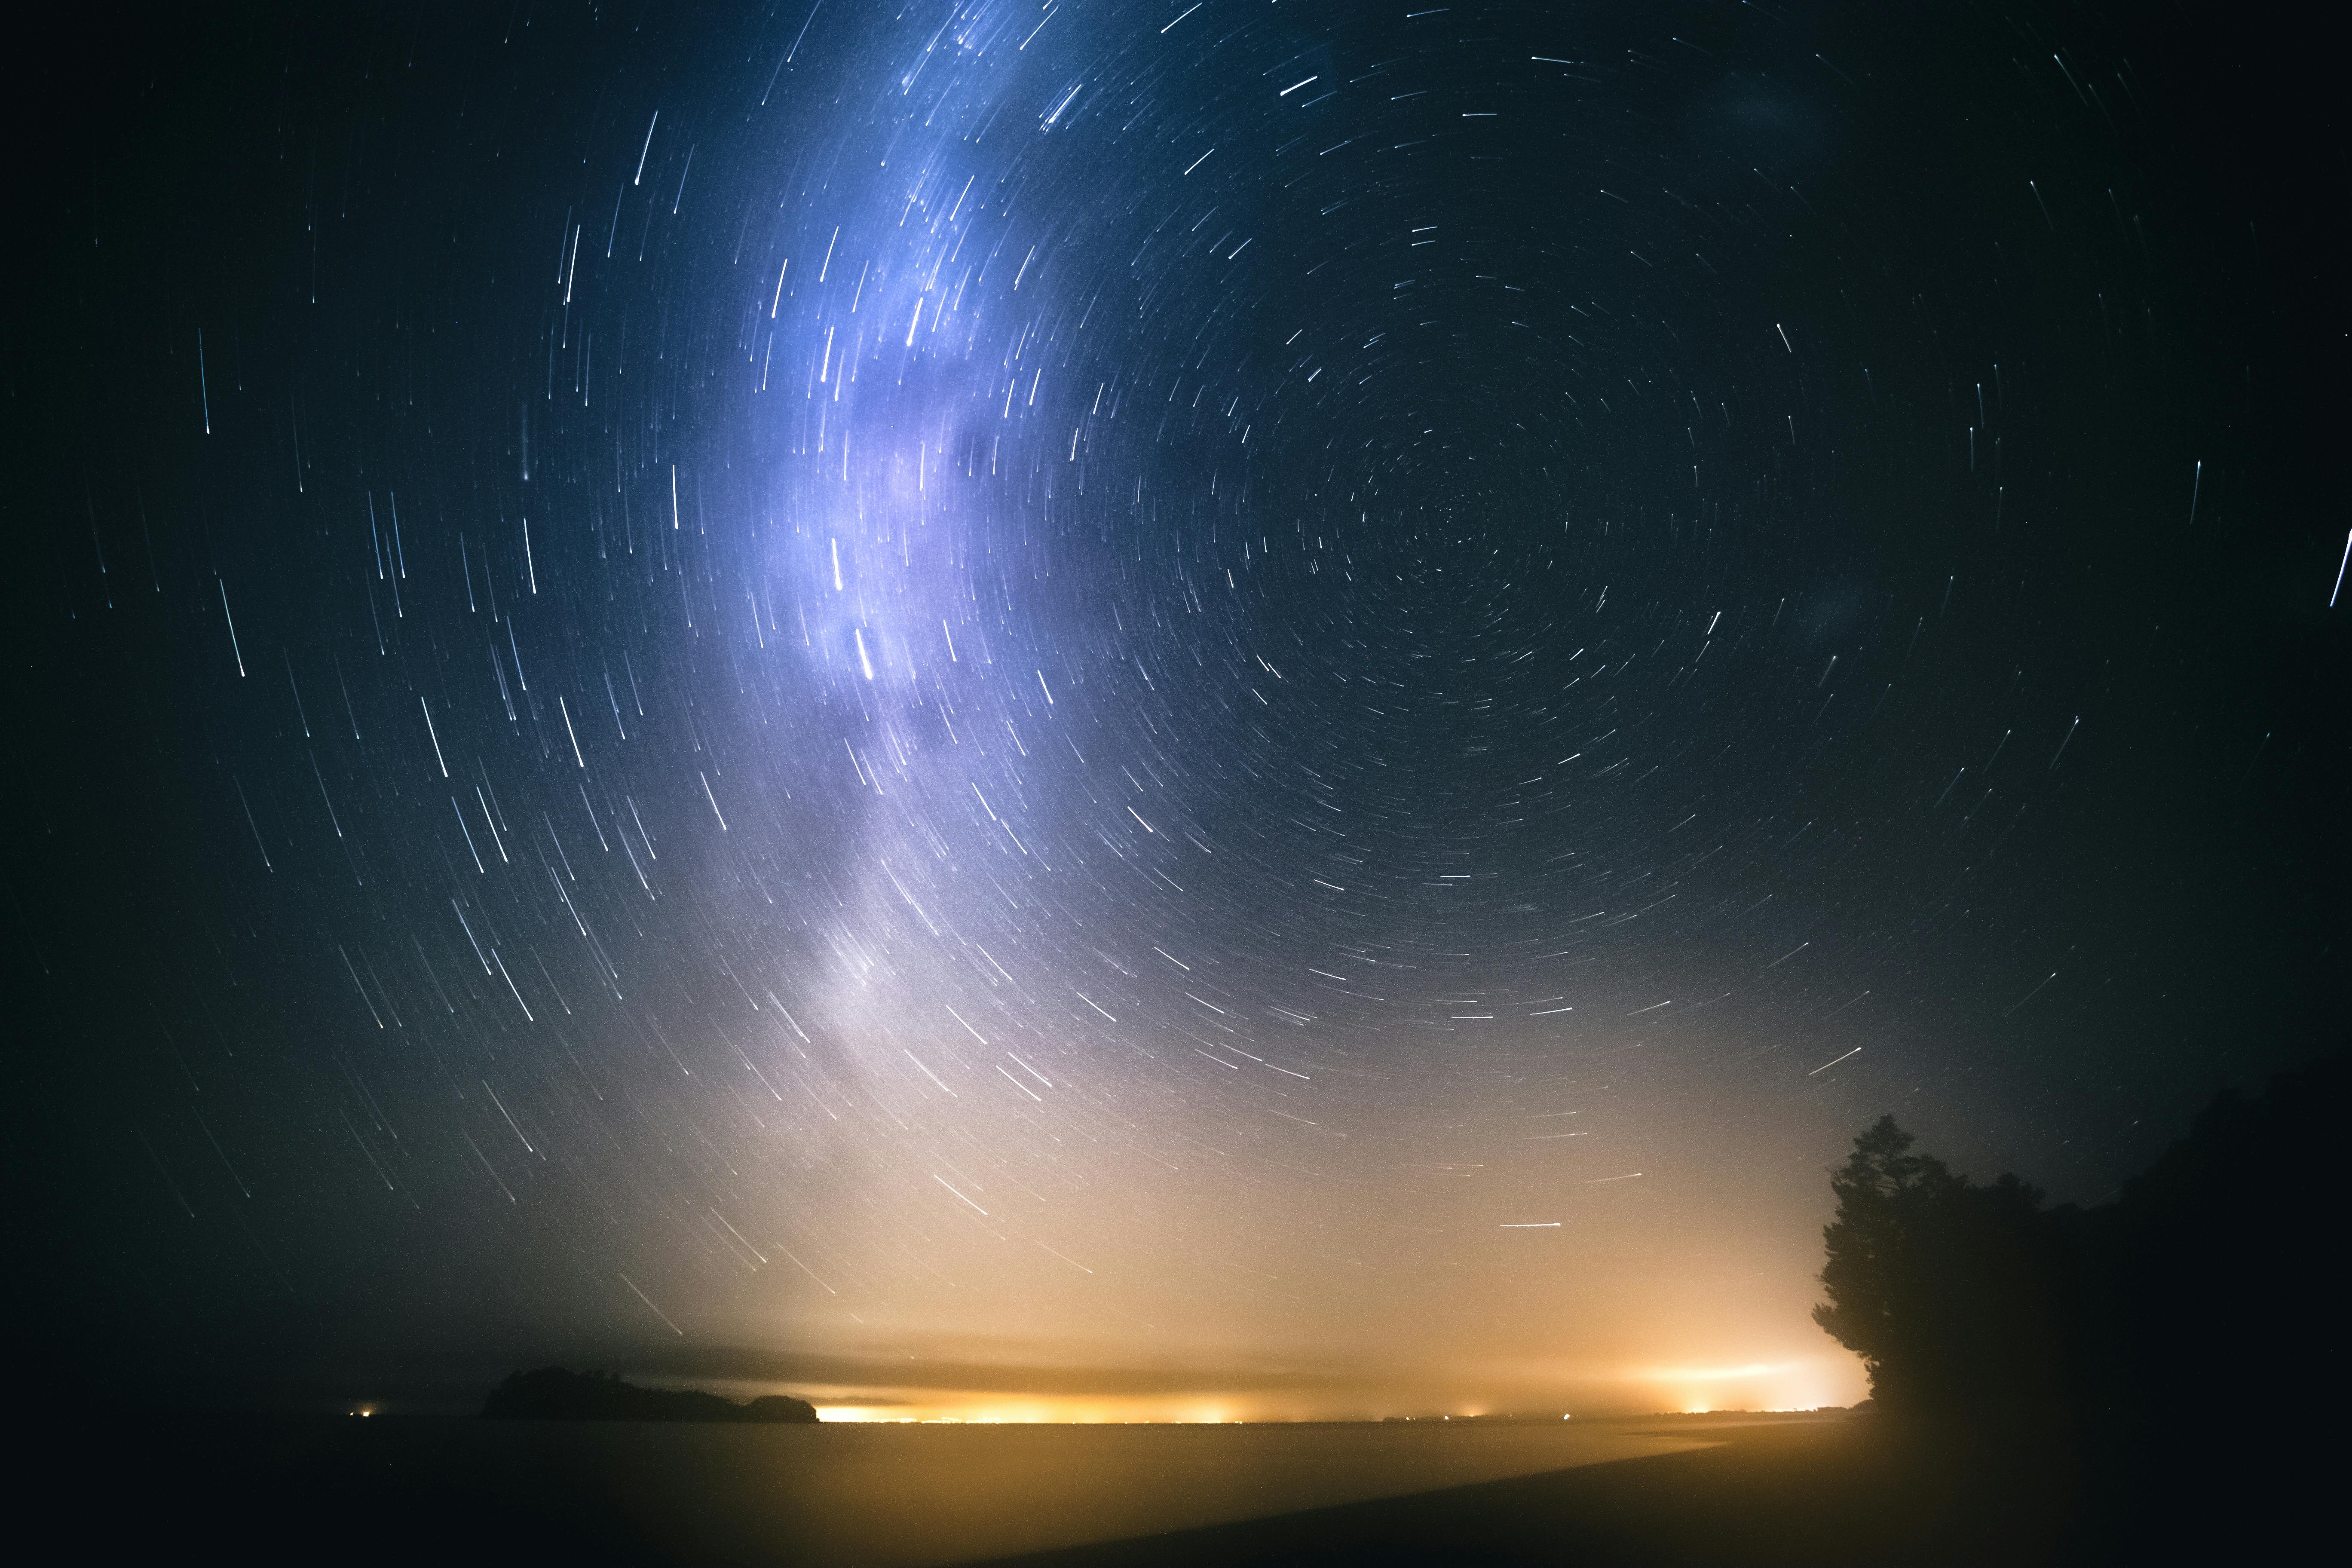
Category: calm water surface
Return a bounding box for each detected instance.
[435,1419,1718,1565]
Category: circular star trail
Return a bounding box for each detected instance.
[11,1,2340,1416]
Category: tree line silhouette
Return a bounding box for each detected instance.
[1813,1048,2343,1539]
[1816,1049,2344,1425]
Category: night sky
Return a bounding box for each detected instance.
[9,2,2342,1420]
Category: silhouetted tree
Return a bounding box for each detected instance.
[1813,1052,2347,1561]
[1813,1116,1941,1403]
[1813,1117,2067,1413]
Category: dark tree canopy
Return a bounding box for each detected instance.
[1812,1118,2066,1412]
[1815,1048,2349,1435]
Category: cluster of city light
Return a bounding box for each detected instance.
[817,1395,1253,1425]
[796,1351,1862,1424]
[1630,1359,1859,1415]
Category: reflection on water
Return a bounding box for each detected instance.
[498,1419,1717,1566]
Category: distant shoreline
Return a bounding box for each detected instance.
[481,1366,818,1424]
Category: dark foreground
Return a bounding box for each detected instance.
[976,1416,2147,1567]
[49,1409,2312,1565]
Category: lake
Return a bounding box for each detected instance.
[256,1417,1721,1565]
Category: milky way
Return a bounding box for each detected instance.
[16,2,2340,1415]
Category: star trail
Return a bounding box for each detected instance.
[11,2,2340,1421]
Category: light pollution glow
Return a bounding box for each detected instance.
[659,1352,1864,1424]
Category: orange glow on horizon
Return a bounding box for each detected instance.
[652,1346,1864,1426]
[815,1394,1270,1424]
[1625,1356,1856,1415]
[793,1361,1857,1424]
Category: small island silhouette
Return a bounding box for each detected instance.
[482,1366,818,1423]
